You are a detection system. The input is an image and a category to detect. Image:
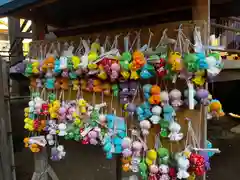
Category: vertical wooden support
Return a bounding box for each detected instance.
[0,57,12,180]
[192,1,210,180]
[32,19,46,41]
[31,19,59,180]
[192,0,210,146]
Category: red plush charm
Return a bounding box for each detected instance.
[41,104,49,115]
[155,58,166,77]
[189,153,206,176]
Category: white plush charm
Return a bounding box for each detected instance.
[168,121,183,141]
[150,115,161,124]
[46,134,55,145]
[150,106,162,124]
[58,123,67,136]
[169,89,183,108]
[160,91,169,105]
[57,145,66,159]
[48,120,58,135]
[177,157,190,179]
[159,164,170,180]
[59,56,68,69]
[28,100,35,112]
[152,105,162,115]
[206,56,222,77]
[139,120,151,136]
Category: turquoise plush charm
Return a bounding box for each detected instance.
[54,58,61,73]
[46,77,55,90]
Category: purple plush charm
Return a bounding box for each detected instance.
[196,89,209,99]
[126,103,137,113]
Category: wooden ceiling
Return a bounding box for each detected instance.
[0,0,239,37]
[0,0,193,27]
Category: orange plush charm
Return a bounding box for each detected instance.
[61,78,69,90]
[42,56,55,71]
[30,77,37,89]
[149,85,161,105]
[93,79,102,93]
[132,51,146,70]
[55,77,61,90]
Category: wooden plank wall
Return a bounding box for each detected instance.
[31,20,207,151]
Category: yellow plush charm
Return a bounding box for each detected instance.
[145,149,157,166]
[32,62,40,74]
[168,52,182,72]
[72,80,79,91]
[192,76,205,86]
[188,173,196,180]
[121,71,130,80]
[78,99,87,114]
[24,118,34,131]
[72,56,81,69]
[130,70,139,80]
[98,65,107,80]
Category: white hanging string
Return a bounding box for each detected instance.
[103,36,111,52]
[129,30,141,52]
[111,34,122,50]
[156,28,168,48]
[147,28,154,50]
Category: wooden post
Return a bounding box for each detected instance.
[192,1,210,180]
[0,57,12,180]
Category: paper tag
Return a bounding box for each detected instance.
[187,81,194,110]
[29,136,47,147]
[80,55,88,68]
[172,74,177,83]
[80,126,93,137]
[111,144,115,153]
[124,36,129,52]
[140,44,148,52]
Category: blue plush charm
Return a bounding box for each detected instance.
[163,104,174,122]
[45,78,55,90]
[143,84,152,93]
[196,52,208,69]
[207,140,215,157]
[54,58,61,73]
[140,69,153,79]
[105,114,126,156]
[69,72,77,79]
[103,136,113,159]
[136,102,152,121]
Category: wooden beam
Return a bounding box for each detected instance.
[17,32,32,39]
[53,7,192,37]
[211,23,240,33]
[192,1,210,180]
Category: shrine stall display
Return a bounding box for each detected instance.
[20,25,223,180]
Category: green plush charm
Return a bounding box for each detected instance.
[65,124,81,141]
[159,120,169,138]
[89,109,99,127]
[183,53,199,72]
[120,52,132,70]
[32,92,40,98]
[208,52,220,60]
[139,160,148,180]
[48,93,56,103]
[111,84,119,97]
[67,57,73,70]
[163,63,174,80]
[25,63,33,76]
[157,147,170,164]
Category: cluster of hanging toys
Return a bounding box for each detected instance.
[22,25,223,179]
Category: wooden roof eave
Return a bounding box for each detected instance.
[0,0,194,28]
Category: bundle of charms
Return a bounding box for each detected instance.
[22,26,222,179]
